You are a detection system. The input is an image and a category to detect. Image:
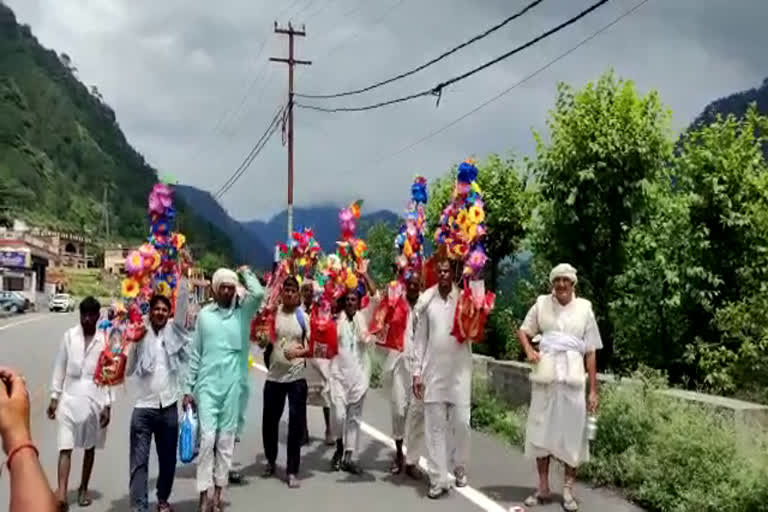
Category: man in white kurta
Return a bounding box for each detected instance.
[329,288,374,475]
[384,273,425,477]
[48,296,113,509]
[517,263,601,512]
[412,260,472,499]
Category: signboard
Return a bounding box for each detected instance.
[0,249,30,268]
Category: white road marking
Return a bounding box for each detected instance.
[0,313,57,331]
[253,363,507,512]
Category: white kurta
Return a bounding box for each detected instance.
[412,285,472,489]
[330,310,372,455]
[520,294,603,468]
[411,285,472,406]
[50,325,114,451]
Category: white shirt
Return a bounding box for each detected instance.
[266,308,309,383]
[128,324,182,409]
[50,325,114,407]
[412,285,472,406]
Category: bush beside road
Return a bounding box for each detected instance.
[471,369,768,512]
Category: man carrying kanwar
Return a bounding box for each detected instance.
[412,258,471,499]
[123,281,192,512]
[48,296,113,511]
[371,176,428,478]
[517,263,602,512]
[412,158,493,499]
[183,266,264,512]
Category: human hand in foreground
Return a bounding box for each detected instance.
[0,367,32,455]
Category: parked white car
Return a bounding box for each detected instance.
[49,293,75,312]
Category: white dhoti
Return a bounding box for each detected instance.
[424,402,470,489]
[196,430,236,492]
[330,392,365,456]
[57,392,107,451]
[524,332,590,468]
[386,354,425,465]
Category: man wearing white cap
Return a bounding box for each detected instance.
[183,266,264,512]
[517,263,602,512]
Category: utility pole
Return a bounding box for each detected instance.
[270,21,311,242]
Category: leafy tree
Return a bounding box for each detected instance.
[531,70,673,366]
[426,153,534,290]
[676,106,768,395]
[365,221,397,286]
[198,252,228,278]
[611,105,768,395]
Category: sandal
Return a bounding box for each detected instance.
[563,486,579,511]
[58,501,69,512]
[157,503,173,512]
[77,490,92,508]
[389,454,404,475]
[523,492,552,507]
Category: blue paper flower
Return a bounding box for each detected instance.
[457,161,478,184]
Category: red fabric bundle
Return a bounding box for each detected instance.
[250,308,276,345]
[369,296,409,352]
[94,349,127,386]
[451,286,495,344]
[423,257,438,290]
[308,309,338,359]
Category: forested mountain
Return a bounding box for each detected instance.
[688,77,768,157]
[174,185,271,266]
[0,3,234,265]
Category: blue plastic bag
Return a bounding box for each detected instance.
[178,405,198,464]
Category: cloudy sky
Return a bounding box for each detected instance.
[5,0,767,221]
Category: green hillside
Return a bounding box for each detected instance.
[0,3,233,262]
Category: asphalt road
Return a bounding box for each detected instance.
[0,313,643,511]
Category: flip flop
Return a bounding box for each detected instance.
[523,492,553,507]
[77,491,92,507]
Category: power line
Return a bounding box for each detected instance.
[297,0,611,113]
[214,105,286,199]
[339,0,650,172]
[296,0,544,99]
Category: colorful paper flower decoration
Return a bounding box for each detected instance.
[434,159,489,279]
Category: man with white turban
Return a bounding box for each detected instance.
[184,266,264,512]
[517,263,602,512]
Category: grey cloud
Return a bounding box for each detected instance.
[5,0,767,222]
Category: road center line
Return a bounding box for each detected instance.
[253,363,507,512]
[0,313,55,331]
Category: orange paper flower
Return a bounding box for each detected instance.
[121,278,140,298]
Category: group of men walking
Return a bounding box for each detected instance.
[47,260,600,512]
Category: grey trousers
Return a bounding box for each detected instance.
[129,404,179,512]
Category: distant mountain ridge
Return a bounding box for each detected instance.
[173,185,272,267]
[245,206,400,253]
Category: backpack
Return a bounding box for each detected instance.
[264,308,307,369]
